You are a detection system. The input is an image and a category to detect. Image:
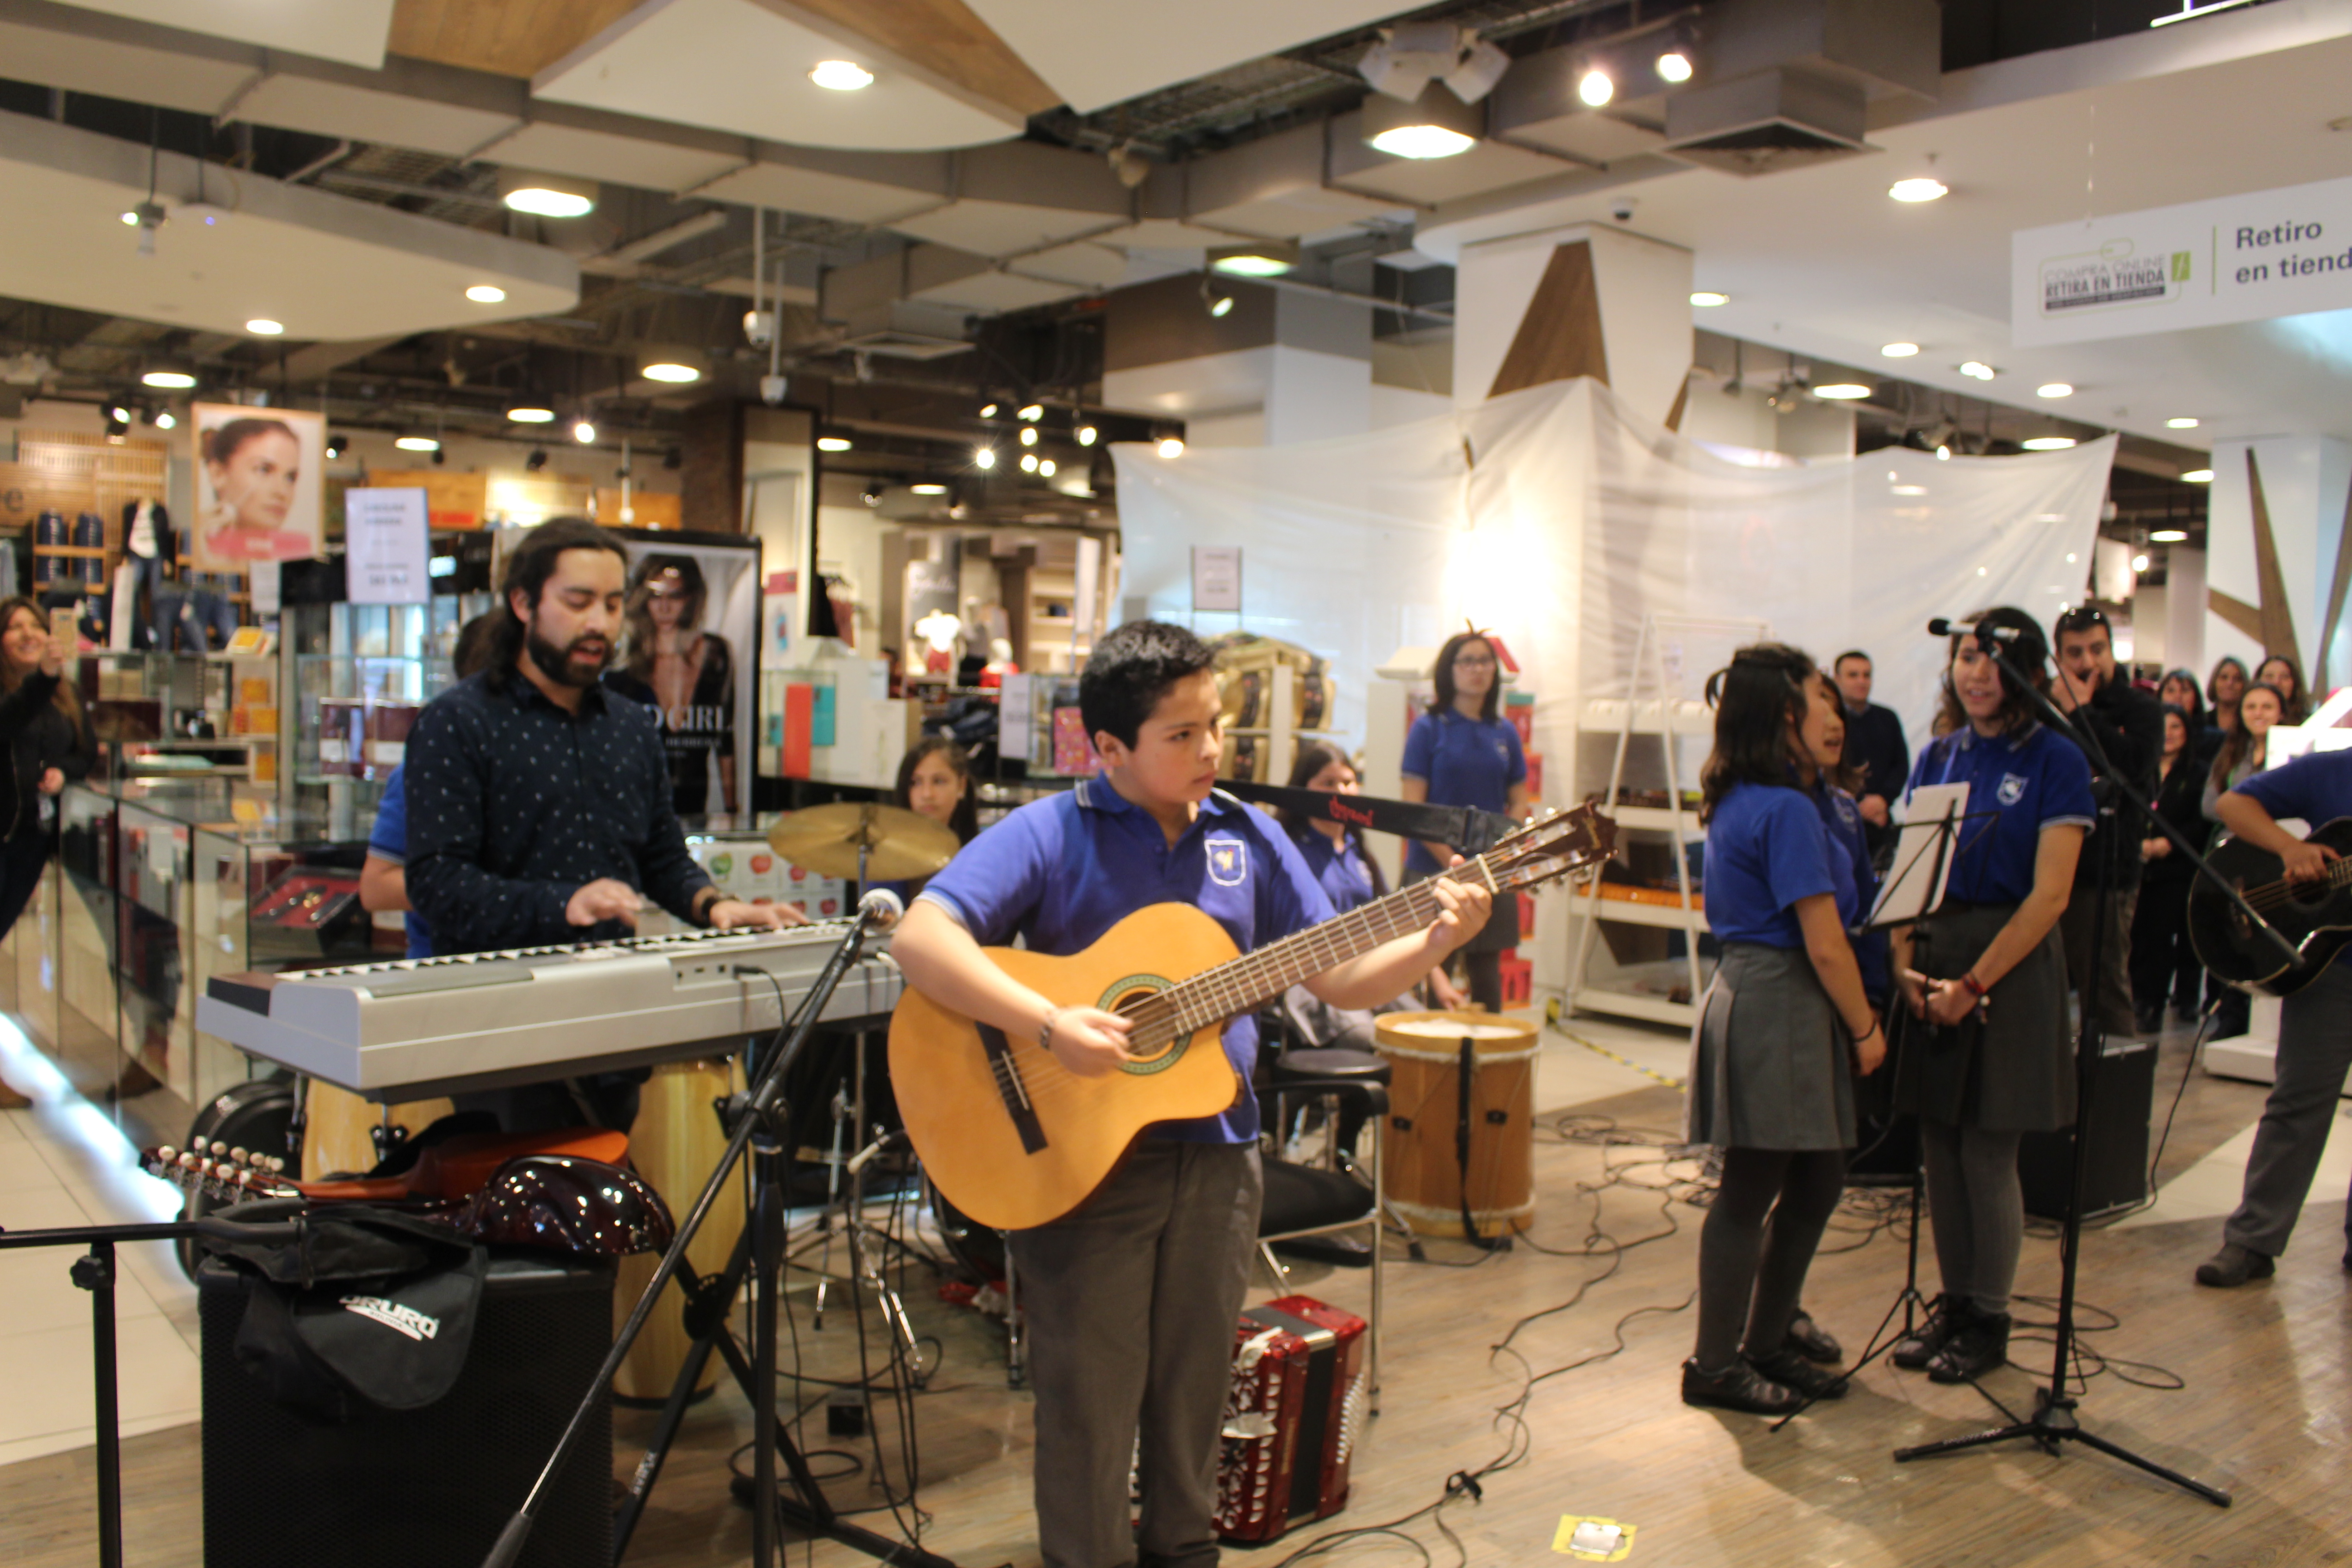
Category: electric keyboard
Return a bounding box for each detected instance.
[195,924,902,1101]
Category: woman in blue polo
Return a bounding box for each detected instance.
[1681,645,1883,1417]
[1400,629,1528,1011]
[1890,607,2092,1385]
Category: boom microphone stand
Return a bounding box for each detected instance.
[484,894,979,1568]
[1890,636,2269,1506]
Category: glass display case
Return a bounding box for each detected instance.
[280,594,490,821]
[73,650,268,786]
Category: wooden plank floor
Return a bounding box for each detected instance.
[5,1030,2348,1567]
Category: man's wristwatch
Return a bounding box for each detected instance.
[691,888,722,927]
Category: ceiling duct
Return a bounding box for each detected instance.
[836,300,974,361]
[1657,0,1939,177]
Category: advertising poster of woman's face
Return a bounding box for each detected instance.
[190,402,324,571]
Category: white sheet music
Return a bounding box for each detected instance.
[1864,783,1969,930]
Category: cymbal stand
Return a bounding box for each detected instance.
[484,903,976,1568]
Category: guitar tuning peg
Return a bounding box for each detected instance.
[208,1141,227,1157]
[155,1145,177,1165]
[267,1156,286,1173]
[228,1147,248,1166]
[177,1151,201,1171]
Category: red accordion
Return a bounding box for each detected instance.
[1213,1295,1367,1543]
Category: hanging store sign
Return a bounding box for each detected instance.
[2014,173,2352,346]
[344,487,431,605]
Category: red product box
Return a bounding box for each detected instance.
[1524,751,1543,802]
[1498,952,1533,1008]
[1213,1295,1367,1544]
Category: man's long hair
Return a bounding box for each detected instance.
[486,518,627,685]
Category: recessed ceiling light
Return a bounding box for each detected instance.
[152,410,175,430]
[1814,383,1872,399]
[2022,436,2078,450]
[573,420,596,444]
[1690,291,1730,307]
[2132,553,2150,572]
[817,436,852,452]
[1018,404,1044,421]
[1368,124,1476,159]
[974,447,996,470]
[141,368,196,388]
[1881,342,1919,358]
[2180,468,2214,483]
[1958,361,1997,380]
[1656,49,1693,83]
[979,402,999,418]
[1076,425,1098,446]
[466,284,506,304]
[1019,426,1039,446]
[246,318,284,335]
[1039,459,1057,477]
[911,483,947,495]
[506,404,555,423]
[1212,253,1290,278]
[1157,436,1186,458]
[2037,382,2074,398]
[1208,293,1236,318]
[641,362,700,384]
[1891,484,1928,496]
[1890,176,1948,202]
[2151,528,2189,542]
[395,436,440,452]
[499,170,597,218]
[810,59,874,91]
[1020,452,1039,473]
[2166,416,2200,429]
[1578,67,1614,107]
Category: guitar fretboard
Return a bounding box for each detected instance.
[1124,859,1498,1050]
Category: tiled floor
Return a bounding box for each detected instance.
[0,1018,200,1470]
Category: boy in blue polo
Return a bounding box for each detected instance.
[892,620,1490,1568]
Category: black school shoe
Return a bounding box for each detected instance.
[1744,1347,1847,1401]
[1892,1294,1970,1371]
[1681,1357,1802,1415]
[2194,1241,2275,1287]
[1926,1312,2011,1384]
[1784,1310,1842,1364]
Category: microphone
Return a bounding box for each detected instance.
[856,887,905,931]
[1927,617,2021,642]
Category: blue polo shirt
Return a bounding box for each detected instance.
[1400,709,1527,876]
[916,776,1335,1143]
[2232,750,2352,969]
[365,766,433,960]
[1290,827,1378,915]
[1815,783,1891,1005]
[1702,780,1836,948]
[1905,723,2096,906]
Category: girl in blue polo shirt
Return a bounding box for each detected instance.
[1401,629,1529,1011]
[1890,608,2092,1384]
[1681,644,1885,1417]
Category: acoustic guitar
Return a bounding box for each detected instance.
[2186,816,2352,997]
[890,804,1616,1232]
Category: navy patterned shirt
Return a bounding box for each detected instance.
[404,667,712,955]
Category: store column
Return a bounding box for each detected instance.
[1101,273,1372,449]
[1450,222,1694,426]
[2202,436,2352,691]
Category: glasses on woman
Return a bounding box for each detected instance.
[1453,653,1497,670]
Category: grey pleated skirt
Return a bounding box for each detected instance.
[1684,942,1857,1152]
[1896,900,2074,1132]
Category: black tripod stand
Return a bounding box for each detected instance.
[1887,636,2281,1506]
[485,901,985,1568]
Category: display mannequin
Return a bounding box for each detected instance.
[912,609,962,676]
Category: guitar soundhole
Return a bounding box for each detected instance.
[1109,985,1179,1065]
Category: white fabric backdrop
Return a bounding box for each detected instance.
[1114,377,2115,780]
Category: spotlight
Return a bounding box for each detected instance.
[1156,436,1185,459]
[1039,459,1057,478]
[1881,342,1920,358]
[525,448,549,472]
[1890,176,1948,203]
[1208,291,1235,318]
[506,402,556,423]
[1690,291,1729,307]
[1813,383,1872,400]
[979,402,999,418]
[974,447,996,470]
[152,409,176,430]
[245,319,284,336]
[2151,529,2189,542]
[911,483,948,496]
[466,284,506,304]
[498,169,597,218]
[1362,83,1481,159]
[1018,404,1044,421]
[141,365,197,389]
[641,358,701,384]
[396,435,440,452]
[2022,436,2078,451]
[2166,416,2200,429]
[431,447,447,466]
[1020,452,1039,473]
[103,407,129,438]
[2133,553,2150,572]
[2037,382,2073,398]
[573,419,596,444]
[818,436,853,452]
[1578,66,1614,107]
[1210,242,1299,278]
[325,433,345,458]
[2180,468,2214,483]
[1077,424,1098,446]
[861,485,882,506]
[810,59,874,91]
[1656,49,1693,83]
[109,403,132,424]
[1019,426,1039,447]
[1443,39,1511,104]
[1958,361,1997,380]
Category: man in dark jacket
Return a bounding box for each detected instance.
[2053,607,2166,1039]
[1833,651,1909,858]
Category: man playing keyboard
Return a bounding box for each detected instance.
[404,517,799,1130]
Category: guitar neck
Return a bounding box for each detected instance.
[1130,860,1496,1049]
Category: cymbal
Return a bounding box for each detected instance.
[765,801,959,882]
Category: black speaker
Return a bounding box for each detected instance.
[200,1252,614,1568]
[2020,1038,2157,1222]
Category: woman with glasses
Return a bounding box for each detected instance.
[1399,630,1530,1012]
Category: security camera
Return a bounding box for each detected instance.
[759,373,789,406]
[743,309,776,348]
[1609,199,1638,223]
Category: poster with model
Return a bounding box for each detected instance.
[606,529,760,820]
[189,402,324,569]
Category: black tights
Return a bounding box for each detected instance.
[1460,949,1503,1013]
[1693,1146,1847,1370]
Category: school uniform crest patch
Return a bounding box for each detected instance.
[1998,773,2028,805]
[1205,836,1248,887]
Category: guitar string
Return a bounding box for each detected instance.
[2234,857,2352,911]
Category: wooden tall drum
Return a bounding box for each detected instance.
[1373,1012,1538,1238]
[612,1057,746,1403]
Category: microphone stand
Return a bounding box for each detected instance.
[1891,641,2246,1507]
[483,904,976,1568]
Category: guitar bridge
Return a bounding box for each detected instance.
[976,1024,1049,1155]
